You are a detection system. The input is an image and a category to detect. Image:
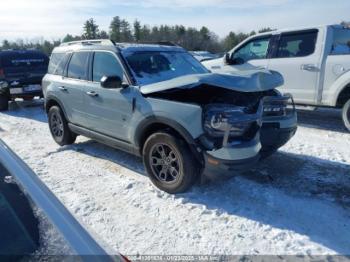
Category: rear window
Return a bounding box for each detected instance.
[331,28,350,55]
[274,30,318,58]
[48,53,70,75]
[0,51,48,68]
[67,52,90,80]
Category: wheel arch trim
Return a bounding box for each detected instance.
[134,116,204,164]
[45,95,69,120]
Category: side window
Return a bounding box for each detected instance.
[48,53,70,76]
[48,53,63,74]
[92,52,124,82]
[331,28,350,55]
[67,52,90,80]
[275,30,318,58]
[233,37,271,62]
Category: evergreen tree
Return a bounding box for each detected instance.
[134,20,142,42]
[1,40,11,50]
[83,18,99,39]
[140,25,151,41]
[99,30,109,39]
[258,27,275,33]
[110,16,122,42]
[120,19,133,42]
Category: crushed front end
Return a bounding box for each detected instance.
[199,93,297,179]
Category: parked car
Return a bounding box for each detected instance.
[189,51,222,62]
[42,40,297,193]
[0,139,128,261]
[203,24,350,131]
[0,49,49,111]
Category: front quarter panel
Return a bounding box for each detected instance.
[129,94,203,144]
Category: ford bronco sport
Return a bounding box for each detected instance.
[42,40,297,193]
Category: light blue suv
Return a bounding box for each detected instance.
[42,40,297,193]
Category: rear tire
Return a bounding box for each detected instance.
[143,132,200,194]
[342,99,350,132]
[48,106,76,146]
[0,94,9,111]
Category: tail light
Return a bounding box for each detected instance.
[0,68,4,78]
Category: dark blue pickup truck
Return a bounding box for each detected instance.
[0,49,49,110]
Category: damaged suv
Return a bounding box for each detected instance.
[42,40,297,193]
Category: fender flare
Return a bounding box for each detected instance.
[329,71,350,106]
[133,115,204,164]
[45,95,69,119]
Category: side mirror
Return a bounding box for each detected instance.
[224,53,233,65]
[100,75,123,89]
[231,57,245,65]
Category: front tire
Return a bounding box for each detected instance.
[0,94,9,111]
[143,132,200,194]
[342,99,350,132]
[48,106,76,146]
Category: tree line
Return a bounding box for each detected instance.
[6,16,347,56]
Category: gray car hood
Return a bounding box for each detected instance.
[140,70,284,95]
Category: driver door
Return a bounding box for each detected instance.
[83,51,134,141]
[222,35,272,73]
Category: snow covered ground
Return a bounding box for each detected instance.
[0,101,349,256]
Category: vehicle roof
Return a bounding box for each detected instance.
[52,39,185,54]
[254,24,345,37]
[0,49,47,57]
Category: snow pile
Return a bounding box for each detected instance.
[0,105,349,255]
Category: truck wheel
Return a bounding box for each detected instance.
[143,132,200,194]
[342,99,350,132]
[0,94,9,111]
[48,106,76,146]
[260,147,277,160]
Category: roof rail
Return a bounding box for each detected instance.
[134,41,178,46]
[60,39,115,47]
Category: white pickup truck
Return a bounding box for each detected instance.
[203,24,350,131]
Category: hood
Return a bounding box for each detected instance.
[140,70,284,95]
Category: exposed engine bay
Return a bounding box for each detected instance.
[144,84,279,110]
[145,84,290,151]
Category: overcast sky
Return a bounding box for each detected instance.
[0,0,349,42]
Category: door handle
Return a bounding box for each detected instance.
[58,86,67,91]
[86,91,98,97]
[301,64,318,71]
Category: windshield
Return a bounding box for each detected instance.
[123,51,209,85]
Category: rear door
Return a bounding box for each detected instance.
[61,51,91,126]
[268,29,321,104]
[322,27,350,106]
[83,51,134,141]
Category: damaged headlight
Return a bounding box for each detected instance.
[263,94,294,117]
[263,102,287,116]
[204,104,260,138]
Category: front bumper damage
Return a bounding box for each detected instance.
[201,94,297,179]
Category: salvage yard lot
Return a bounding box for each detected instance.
[0,102,350,255]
